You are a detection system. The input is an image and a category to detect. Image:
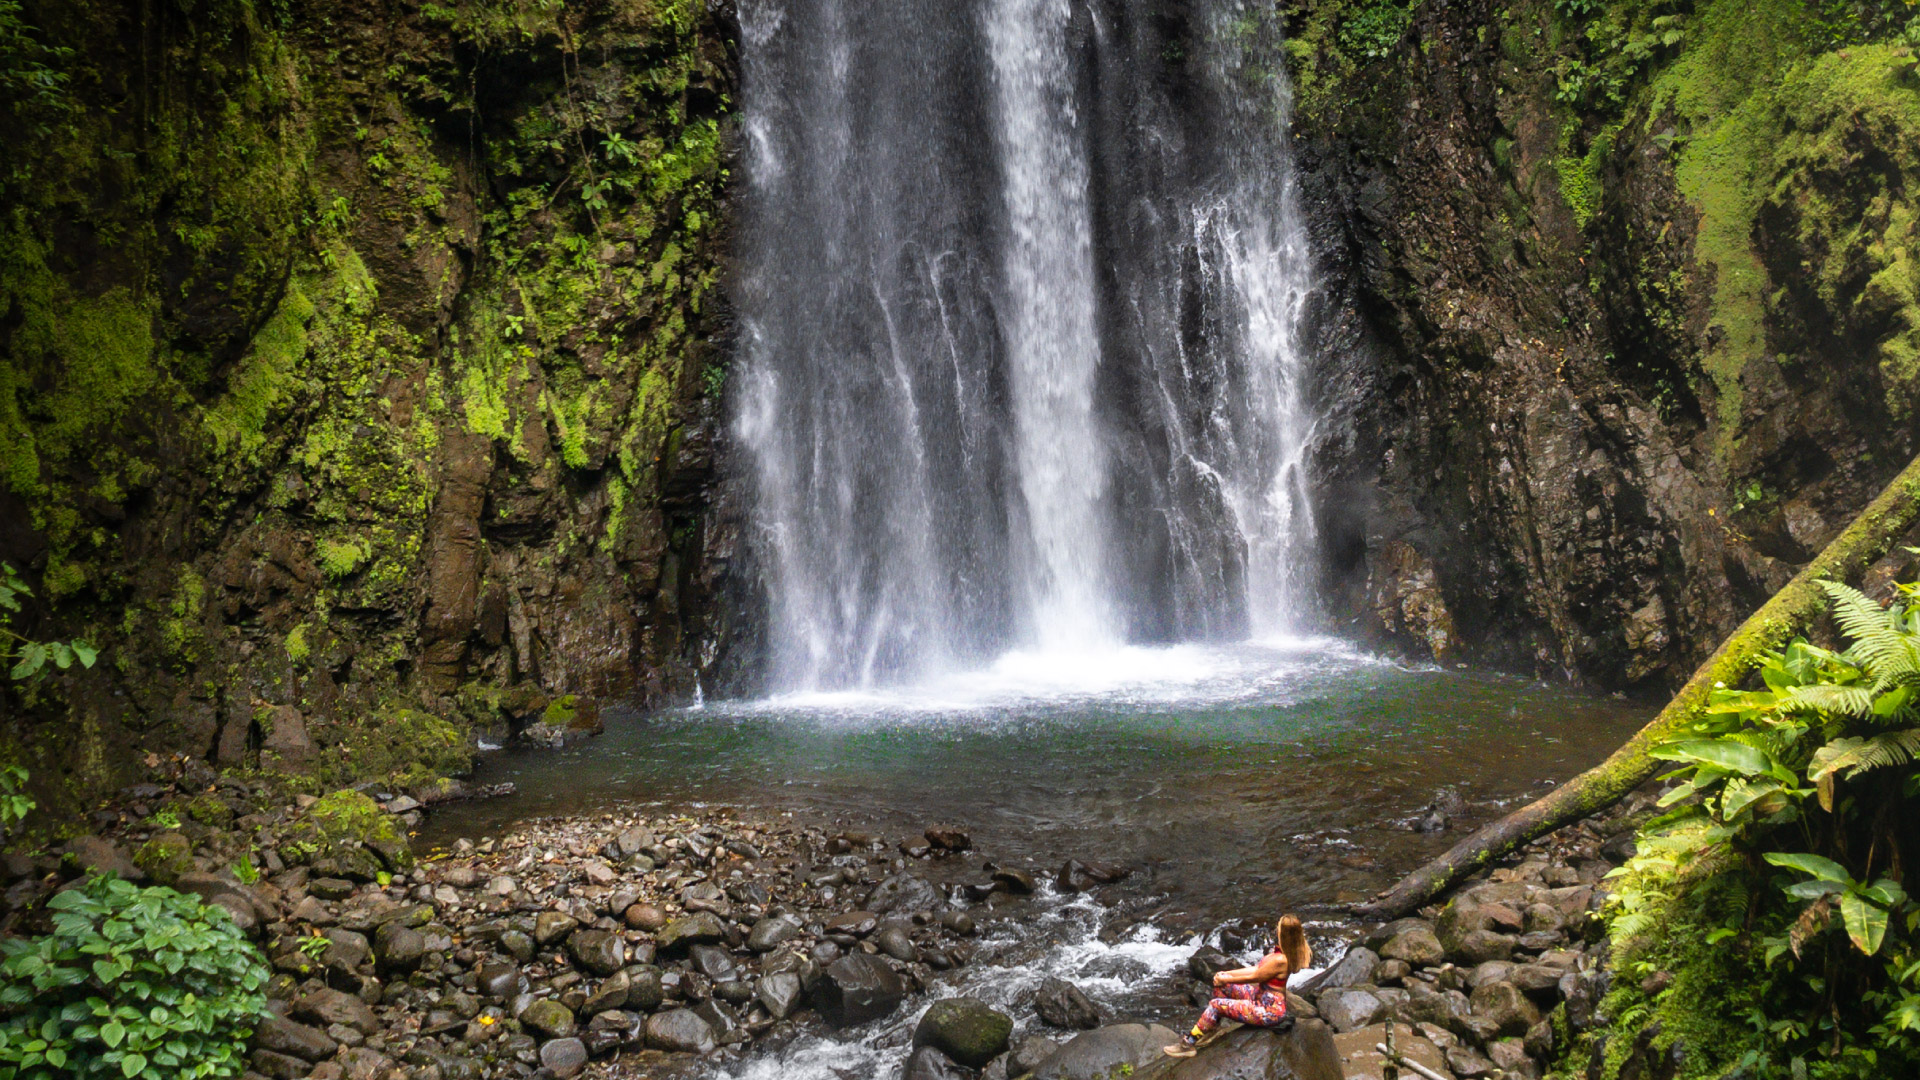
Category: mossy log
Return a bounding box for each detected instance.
[1356,451,1920,921]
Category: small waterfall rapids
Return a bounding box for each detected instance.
[734,0,1319,692]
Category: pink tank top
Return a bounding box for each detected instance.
[1263,949,1290,992]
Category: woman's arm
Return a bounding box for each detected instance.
[1211,953,1289,986]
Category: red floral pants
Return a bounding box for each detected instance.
[1194,982,1289,1034]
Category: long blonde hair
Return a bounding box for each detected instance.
[1276,915,1310,975]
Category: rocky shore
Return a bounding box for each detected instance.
[0,757,1660,1080]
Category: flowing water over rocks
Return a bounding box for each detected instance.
[734,0,1321,690]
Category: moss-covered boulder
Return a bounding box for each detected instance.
[133,831,194,885]
[912,996,1012,1069]
[283,790,413,879]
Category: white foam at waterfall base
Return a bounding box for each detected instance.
[724,637,1388,720]
[705,887,1338,1080]
[705,892,1197,1080]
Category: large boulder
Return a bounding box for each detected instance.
[913,996,1013,1068]
[1319,989,1384,1033]
[1036,977,1102,1030]
[1330,1022,1451,1080]
[1033,1023,1183,1080]
[67,836,144,882]
[1131,1022,1344,1080]
[286,790,414,878]
[1469,980,1542,1039]
[817,952,908,1026]
[1378,926,1445,968]
[1297,947,1377,995]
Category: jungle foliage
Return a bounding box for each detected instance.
[1588,579,1920,1078]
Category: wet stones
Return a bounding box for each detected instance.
[566,929,625,976]
[912,996,1013,1068]
[255,1015,338,1062]
[876,924,917,962]
[581,970,630,1014]
[373,921,426,972]
[623,902,668,932]
[656,911,726,954]
[747,914,801,952]
[645,1008,716,1054]
[538,1037,588,1079]
[1054,858,1130,893]
[533,911,579,947]
[868,873,941,914]
[817,952,908,1026]
[520,999,577,1040]
[756,972,803,1020]
[1300,945,1377,993]
[924,825,971,852]
[1034,977,1101,1030]
[688,943,737,982]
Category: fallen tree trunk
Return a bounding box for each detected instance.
[1355,451,1920,921]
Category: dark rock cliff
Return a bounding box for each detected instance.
[0,0,741,807]
[1289,0,1920,689]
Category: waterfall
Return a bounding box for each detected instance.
[734,0,1317,691]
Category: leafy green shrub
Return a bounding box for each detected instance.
[0,874,268,1079]
[1593,580,1920,1078]
[1338,0,1412,62]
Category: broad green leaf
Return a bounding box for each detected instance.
[1786,879,1845,900]
[1652,738,1771,776]
[101,1020,125,1047]
[1721,777,1784,820]
[72,641,98,668]
[120,1051,147,1077]
[1842,891,1890,955]
[1874,685,1914,717]
[1764,851,1851,883]
[1863,878,1909,908]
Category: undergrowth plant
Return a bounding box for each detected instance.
[1591,579,1920,1078]
[0,875,268,1080]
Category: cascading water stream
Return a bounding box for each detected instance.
[734,0,1319,692]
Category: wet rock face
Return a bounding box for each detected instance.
[0,0,739,810]
[1297,2,1920,693]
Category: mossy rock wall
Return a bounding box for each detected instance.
[0,0,739,811]
[1287,0,1920,690]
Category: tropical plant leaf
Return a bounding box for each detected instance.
[1763,851,1850,883]
[1841,890,1890,955]
[1808,729,1920,780]
[1651,738,1771,776]
[1720,777,1784,820]
[1781,683,1875,717]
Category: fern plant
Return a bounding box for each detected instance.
[1596,577,1920,1077]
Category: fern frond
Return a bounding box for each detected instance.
[1781,683,1875,718]
[1822,580,1920,686]
[1808,728,1920,780]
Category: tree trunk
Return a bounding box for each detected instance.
[1354,451,1920,921]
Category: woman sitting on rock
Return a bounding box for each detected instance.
[1163,914,1310,1058]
